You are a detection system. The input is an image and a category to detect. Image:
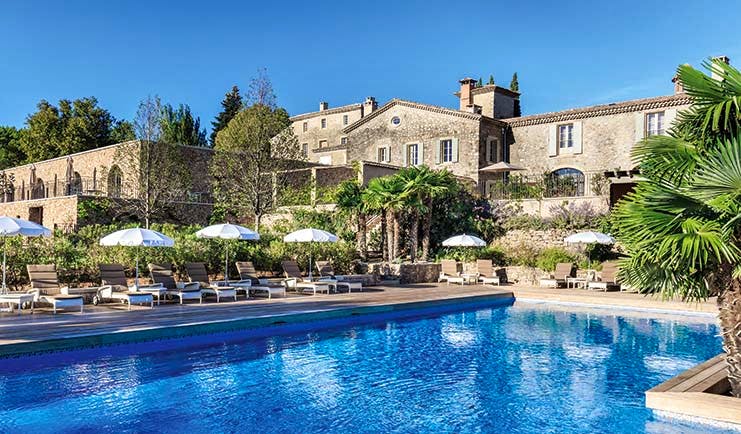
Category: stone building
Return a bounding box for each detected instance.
[0,141,214,230]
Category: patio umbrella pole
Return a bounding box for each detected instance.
[224,240,229,285]
[135,246,140,291]
[2,237,6,294]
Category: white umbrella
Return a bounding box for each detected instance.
[283,228,338,279]
[99,228,175,290]
[442,234,487,247]
[0,216,52,293]
[196,223,260,284]
[564,231,615,268]
[479,162,526,173]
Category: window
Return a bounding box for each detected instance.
[302,122,308,132]
[441,139,453,163]
[378,147,388,163]
[107,165,123,198]
[343,115,349,125]
[319,140,327,148]
[558,124,573,148]
[547,168,585,197]
[301,143,309,157]
[407,143,419,166]
[321,118,327,129]
[391,116,401,126]
[488,138,499,163]
[646,111,665,136]
[340,137,348,145]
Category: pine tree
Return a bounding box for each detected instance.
[509,72,519,92]
[477,77,483,87]
[210,86,242,145]
[487,74,495,85]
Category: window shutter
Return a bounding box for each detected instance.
[385,146,391,163]
[435,139,441,164]
[572,122,583,154]
[634,113,646,143]
[485,138,492,162]
[548,125,558,156]
[664,108,677,134]
[402,144,408,167]
[419,143,425,165]
[452,138,459,162]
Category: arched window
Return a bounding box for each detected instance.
[31,178,45,199]
[71,172,82,195]
[547,168,585,197]
[3,181,14,203]
[108,165,123,198]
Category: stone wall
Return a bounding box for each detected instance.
[315,165,355,188]
[0,196,79,230]
[512,196,609,218]
[369,262,441,284]
[492,228,581,253]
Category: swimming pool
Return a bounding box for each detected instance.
[0,301,727,433]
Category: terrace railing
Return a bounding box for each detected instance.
[488,170,607,200]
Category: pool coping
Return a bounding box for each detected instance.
[645,354,741,427]
[0,291,515,358]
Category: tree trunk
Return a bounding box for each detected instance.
[386,209,395,261]
[393,211,401,260]
[718,278,741,397]
[409,210,419,263]
[255,213,262,233]
[380,212,388,262]
[421,206,433,261]
[358,212,367,261]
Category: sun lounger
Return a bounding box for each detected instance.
[539,262,575,288]
[183,262,237,302]
[235,261,286,298]
[587,262,621,291]
[96,264,155,309]
[26,264,85,314]
[438,260,465,285]
[477,260,502,286]
[148,263,203,304]
[315,261,362,292]
[281,260,333,295]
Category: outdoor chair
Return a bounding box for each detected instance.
[315,261,362,292]
[148,263,202,304]
[539,262,575,288]
[235,261,285,298]
[587,262,621,291]
[96,264,154,309]
[281,260,332,295]
[26,264,84,314]
[438,260,465,285]
[477,260,502,286]
[184,262,238,302]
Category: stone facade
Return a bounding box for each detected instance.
[0,141,215,230]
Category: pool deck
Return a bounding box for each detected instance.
[0,283,719,357]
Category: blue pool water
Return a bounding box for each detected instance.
[0,301,729,433]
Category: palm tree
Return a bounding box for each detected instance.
[613,58,741,396]
[335,180,367,260]
[419,168,458,261]
[363,176,406,261]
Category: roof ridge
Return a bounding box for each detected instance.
[290,103,363,121]
[342,99,486,133]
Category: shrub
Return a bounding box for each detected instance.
[435,247,506,265]
[535,247,577,272]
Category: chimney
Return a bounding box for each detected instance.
[458,78,476,111]
[711,55,730,81]
[363,96,377,116]
[672,73,684,94]
[319,101,329,111]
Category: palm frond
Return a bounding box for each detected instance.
[691,134,741,214]
[632,135,699,185]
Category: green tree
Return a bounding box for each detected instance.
[487,74,495,85]
[509,72,519,92]
[0,126,26,169]
[210,104,303,231]
[17,97,128,162]
[160,104,207,147]
[362,176,401,261]
[477,77,483,87]
[110,120,136,143]
[210,86,242,146]
[613,58,741,396]
[335,179,368,260]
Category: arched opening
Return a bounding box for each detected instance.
[3,181,14,202]
[107,165,123,198]
[31,178,45,200]
[70,172,82,195]
[547,168,584,197]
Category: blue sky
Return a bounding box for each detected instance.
[1,0,739,132]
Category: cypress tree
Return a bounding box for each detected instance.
[477,77,483,87]
[210,86,243,145]
[509,72,519,92]
[487,74,495,85]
